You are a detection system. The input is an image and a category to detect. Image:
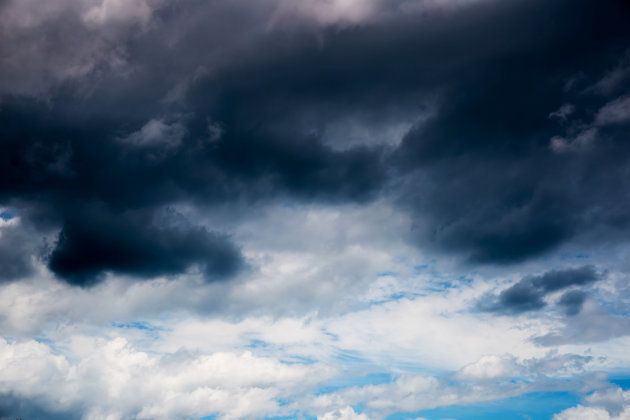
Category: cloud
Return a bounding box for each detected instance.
[0,215,41,282]
[534,299,630,345]
[0,261,623,419]
[549,103,576,121]
[550,127,599,153]
[298,352,596,418]
[456,352,593,382]
[118,118,186,150]
[587,53,630,96]
[558,290,588,316]
[0,336,333,419]
[0,331,598,419]
[0,0,155,98]
[48,205,243,286]
[82,0,153,26]
[1,1,630,419]
[554,386,630,420]
[595,95,630,126]
[478,266,601,315]
[2,0,630,285]
[387,1,630,263]
[456,355,517,380]
[319,406,369,420]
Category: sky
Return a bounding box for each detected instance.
[1,0,630,419]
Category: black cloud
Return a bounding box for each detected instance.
[47,205,243,286]
[478,266,601,315]
[1,0,630,285]
[392,0,630,263]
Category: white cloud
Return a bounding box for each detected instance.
[456,355,517,380]
[319,406,369,420]
[1,200,629,418]
[0,336,332,419]
[297,351,600,418]
[0,338,70,406]
[554,387,630,420]
[0,266,621,419]
[324,286,549,370]
[0,326,601,419]
[555,406,622,420]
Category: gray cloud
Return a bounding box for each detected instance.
[557,289,588,316]
[478,266,601,315]
[0,214,46,282]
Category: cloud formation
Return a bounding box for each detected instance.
[478,266,601,315]
[48,205,243,285]
[2,0,630,418]
[2,0,630,286]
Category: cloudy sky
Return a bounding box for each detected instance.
[1,0,630,419]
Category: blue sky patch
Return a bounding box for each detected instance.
[390,391,580,420]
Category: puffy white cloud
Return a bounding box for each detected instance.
[456,355,517,380]
[0,338,70,406]
[555,406,622,420]
[554,387,630,420]
[319,406,369,420]
[0,336,332,419]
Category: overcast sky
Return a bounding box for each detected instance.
[2,0,630,419]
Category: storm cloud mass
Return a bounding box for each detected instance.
[2,0,630,418]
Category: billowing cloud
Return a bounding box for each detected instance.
[554,386,630,420]
[0,336,334,419]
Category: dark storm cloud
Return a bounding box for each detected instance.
[0,82,384,285]
[1,0,630,284]
[48,204,243,286]
[392,0,630,263]
[478,266,601,315]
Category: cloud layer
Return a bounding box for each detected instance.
[1,0,630,418]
